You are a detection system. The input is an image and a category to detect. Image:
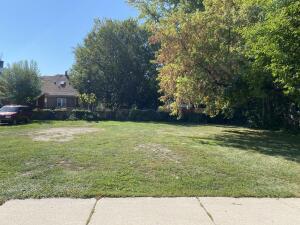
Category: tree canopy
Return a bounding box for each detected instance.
[0,60,41,105]
[241,0,300,102]
[130,0,300,128]
[71,19,159,109]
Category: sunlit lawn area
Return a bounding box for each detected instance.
[0,121,299,204]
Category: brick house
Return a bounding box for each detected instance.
[36,74,79,109]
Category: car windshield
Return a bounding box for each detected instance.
[0,106,19,112]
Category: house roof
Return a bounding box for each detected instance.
[41,75,79,97]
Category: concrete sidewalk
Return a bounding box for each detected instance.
[0,198,299,225]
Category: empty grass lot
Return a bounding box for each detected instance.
[0,121,299,204]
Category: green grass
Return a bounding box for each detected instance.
[0,121,299,203]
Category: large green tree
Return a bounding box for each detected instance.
[132,0,300,128]
[71,19,158,109]
[128,0,204,22]
[230,0,300,128]
[241,0,300,102]
[133,0,246,116]
[0,60,41,105]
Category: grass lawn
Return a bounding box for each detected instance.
[0,121,299,203]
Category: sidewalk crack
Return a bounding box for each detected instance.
[86,197,101,225]
[197,197,217,225]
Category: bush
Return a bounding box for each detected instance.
[181,112,209,123]
[94,110,116,120]
[128,109,159,121]
[53,109,71,120]
[115,109,130,121]
[32,108,224,124]
[32,109,55,120]
[70,109,96,121]
[33,109,71,120]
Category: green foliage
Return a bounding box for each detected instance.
[132,0,300,129]
[128,0,204,23]
[71,19,159,109]
[0,60,41,105]
[143,0,246,116]
[70,109,96,121]
[32,109,55,120]
[225,0,300,129]
[241,0,300,101]
[128,109,159,121]
[79,93,97,111]
[33,108,213,123]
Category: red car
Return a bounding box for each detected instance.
[0,105,32,124]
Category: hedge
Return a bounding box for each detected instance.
[31,109,219,123]
[31,108,299,130]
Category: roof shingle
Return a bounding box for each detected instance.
[41,75,79,96]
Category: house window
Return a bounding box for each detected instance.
[57,98,67,108]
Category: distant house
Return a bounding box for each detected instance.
[36,74,79,109]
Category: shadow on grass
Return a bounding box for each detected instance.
[114,120,242,128]
[189,129,300,162]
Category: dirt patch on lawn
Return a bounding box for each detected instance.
[135,143,180,163]
[31,127,101,142]
[56,159,85,171]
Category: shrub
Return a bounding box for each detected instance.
[31,108,228,125]
[128,109,159,121]
[181,112,209,123]
[95,110,116,120]
[70,109,95,121]
[53,109,71,120]
[32,109,55,120]
[115,109,130,121]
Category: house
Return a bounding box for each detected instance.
[36,74,79,109]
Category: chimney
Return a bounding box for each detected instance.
[65,70,69,79]
[0,60,3,74]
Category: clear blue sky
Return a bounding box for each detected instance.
[0,0,138,75]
